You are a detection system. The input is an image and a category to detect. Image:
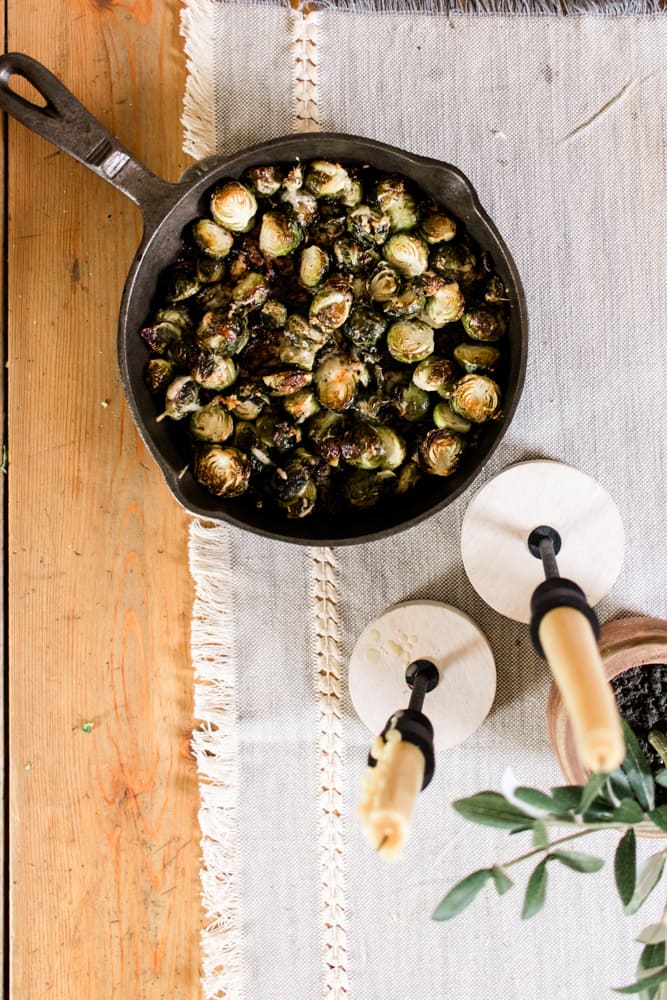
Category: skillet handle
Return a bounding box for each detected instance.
[0,52,179,225]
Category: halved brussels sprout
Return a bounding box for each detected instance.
[309,286,353,331]
[299,245,330,289]
[344,305,387,351]
[332,236,378,273]
[450,374,501,423]
[154,306,193,334]
[280,314,328,370]
[282,162,304,192]
[280,187,319,227]
[375,425,406,469]
[158,375,201,421]
[386,319,434,364]
[305,160,351,198]
[243,164,282,197]
[230,272,270,313]
[163,263,201,302]
[140,321,182,355]
[393,381,431,422]
[192,218,235,259]
[485,275,509,304]
[273,454,318,518]
[315,353,368,411]
[461,306,507,342]
[307,410,346,466]
[192,352,238,391]
[432,400,472,434]
[367,262,401,303]
[259,211,304,257]
[210,181,257,233]
[431,242,479,285]
[347,204,391,245]
[197,257,227,284]
[421,212,457,245]
[412,356,457,394]
[416,428,465,476]
[375,177,418,232]
[453,342,501,373]
[145,358,175,394]
[196,312,249,355]
[196,282,232,312]
[383,233,429,278]
[282,387,321,423]
[393,460,422,495]
[222,381,268,421]
[419,282,465,328]
[259,299,289,329]
[262,370,313,396]
[383,284,425,319]
[343,469,392,509]
[342,421,386,470]
[194,445,250,497]
[190,399,235,443]
[339,178,364,208]
[256,413,302,452]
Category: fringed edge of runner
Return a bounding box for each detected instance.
[186,0,665,17]
[190,519,243,1000]
[181,0,219,161]
[310,547,349,999]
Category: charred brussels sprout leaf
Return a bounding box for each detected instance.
[386,319,434,364]
[163,263,201,302]
[305,160,351,199]
[282,387,321,423]
[375,177,418,232]
[262,370,313,396]
[273,454,318,518]
[145,358,176,394]
[210,181,257,233]
[417,428,465,476]
[461,306,508,343]
[192,352,238,391]
[347,204,391,245]
[194,445,250,497]
[196,313,249,355]
[344,305,387,351]
[243,164,282,197]
[309,286,353,331]
[450,374,502,423]
[158,376,201,421]
[230,273,270,313]
[431,242,479,285]
[367,262,401,303]
[281,187,319,227]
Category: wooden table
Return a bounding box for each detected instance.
[7,2,202,995]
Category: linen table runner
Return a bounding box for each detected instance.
[182,3,667,996]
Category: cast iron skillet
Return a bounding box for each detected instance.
[0,53,528,545]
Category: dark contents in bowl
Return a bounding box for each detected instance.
[139,159,511,520]
[612,664,667,804]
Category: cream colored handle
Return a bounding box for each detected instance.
[539,606,625,773]
[359,738,425,862]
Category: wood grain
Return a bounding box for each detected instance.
[7,2,202,996]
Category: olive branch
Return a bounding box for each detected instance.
[434,721,667,997]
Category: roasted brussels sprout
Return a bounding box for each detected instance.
[259,211,303,258]
[419,282,465,328]
[315,353,368,411]
[192,352,238,391]
[305,160,351,198]
[192,218,235,259]
[461,306,507,343]
[432,401,472,434]
[309,286,353,331]
[412,356,457,394]
[344,305,387,351]
[450,374,501,423]
[299,245,330,289]
[386,319,434,364]
[190,399,235,443]
[375,177,418,232]
[158,375,201,421]
[210,181,257,233]
[383,233,429,278]
[139,156,512,519]
[416,428,464,476]
[453,342,501,373]
[194,445,250,496]
[421,212,456,245]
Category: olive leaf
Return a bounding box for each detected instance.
[432,868,492,921]
[549,785,585,811]
[615,828,637,907]
[579,772,608,814]
[637,926,667,946]
[452,792,532,830]
[655,769,667,790]
[614,965,667,994]
[521,857,549,920]
[621,720,656,813]
[532,819,548,848]
[613,799,646,825]
[551,850,604,873]
[513,787,558,813]
[624,851,666,917]
[610,768,636,803]
[648,806,667,833]
[491,866,513,896]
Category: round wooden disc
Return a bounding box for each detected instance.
[348,601,496,752]
[461,461,625,623]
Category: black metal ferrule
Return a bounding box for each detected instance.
[367,709,436,791]
[529,577,601,659]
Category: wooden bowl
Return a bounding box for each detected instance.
[547,616,667,835]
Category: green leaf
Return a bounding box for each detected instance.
[637,926,667,946]
[491,866,513,896]
[551,849,604,873]
[614,965,667,994]
[432,869,493,921]
[655,769,667,789]
[622,719,656,812]
[615,829,637,907]
[452,792,532,830]
[624,851,666,916]
[579,772,608,814]
[533,819,548,848]
[610,768,636,802]
[521,857,549,920]
[513,787,557,813]
[649,806,667,833]
[550,785,585,811]
[613,799,646,824]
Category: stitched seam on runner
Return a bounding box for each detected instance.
[291,9,322,131]
[311,547,350,998]
[190,520,243,1000]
